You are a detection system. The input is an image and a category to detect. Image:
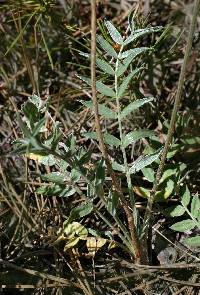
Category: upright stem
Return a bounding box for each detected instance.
[115,50,143,263]
[115,51,137,221]
[91,2,143,263]
[143,0,200,260]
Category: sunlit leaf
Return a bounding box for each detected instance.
[123,129,154,148]
[163,179,174,199]
[183,236,200,247]
[86,237,107,257]
[191,195,200,218]
[129,148,162,174]
[181,186,191,207]
[112,161,125,172]
[160,168,177,183]
[119,47,149,59]
[105,20,123,45]
[124,26,162,45]
[165,205,185,217]
[63,222,88,240]
[64,237,80,250]
[32,117,46,136]
[170,219,196,232]
[133,186,150,198]
[142,167,155,182]
[29,94,43,110]
[39,154,56,166]
[120,97,154,119]
[116,54,140,77]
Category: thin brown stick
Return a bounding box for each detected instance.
[142,0,200,261]
[157,275,200,288]
[0,259,78,288]
[90,1,142,263]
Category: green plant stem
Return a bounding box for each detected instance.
[115,49,143,263]
[90,2,142,263]
[115,52,137,219]
[143,0,200,261]
[184,206,200,229]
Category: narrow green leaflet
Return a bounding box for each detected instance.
[123,130,154,148]
[96,58,115,75]
[22,101,39,125]
[105,20,124,45]
[60,187,76,198]
[67,203,94,224]
[102,133,121,146]
[183,236,200,247]
[41,172,66,184]
[116,54,138,77]
[97,35,117,58]
[124,26,162,45]
[129,148,162,174]
[96,81,115,98]
[107,191,119,216]
[142,167,155,182]
[40,154,56,166]
[79,51,90,58]
[170,219,196,232]
[181,186,191,207]
[95,159,105,187]
[191,195,200,218]
[17,113,32,138]
[36,184,63,196]
[32,117,46,136]
[63,222,88,239]
[119,47,149,59]
[29,94,43,110]
[165,205,185,217]
[160,168,177,183]
[77,75,115,98]
[120,97,154,120]
[118,67,143,98]
[166,180,175,199]
[112,161,125,172]
[83,132,120,147]
[81,100,117,119]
